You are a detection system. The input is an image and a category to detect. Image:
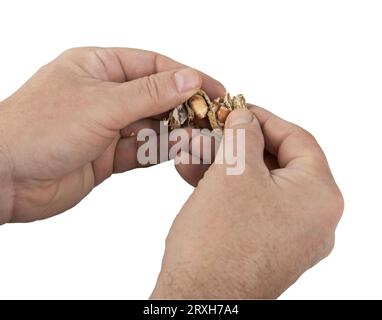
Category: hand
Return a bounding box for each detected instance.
[151,106,344,299]
[0,47,225,224]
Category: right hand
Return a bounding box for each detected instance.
[152,106,344,299]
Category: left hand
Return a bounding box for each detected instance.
[0,47,225,223]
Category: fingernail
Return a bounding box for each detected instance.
[226,110,254,128]
[175,68,201,93]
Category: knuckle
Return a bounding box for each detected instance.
[323,235,336,258]
[331,188,345,221]
[309,222,337,264]
[294,125,317,143]
[36,60,56,74]
[59,47,99,60]
[327,187,344,223]
[141,74,162,104]
[59,47,81,58]
[317,185,344,231]
[312,234,336,265]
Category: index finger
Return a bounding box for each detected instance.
[97,47,226,99]
[248,104,330,173]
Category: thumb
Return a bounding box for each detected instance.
[222,109,267,172]
[102,67,202,128]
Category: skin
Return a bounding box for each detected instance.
[0,47,225,224]
[151,107,344,298]
[0,47,343,298]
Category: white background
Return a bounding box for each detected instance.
[0,0,381,299]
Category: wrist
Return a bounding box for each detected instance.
[151,268,204,299]
[0,102,15,224]
[151,264,248,299]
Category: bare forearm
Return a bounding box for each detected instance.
[0,103,14,224]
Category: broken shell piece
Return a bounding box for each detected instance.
[207,110,221,130]
[217,106,231,123]
[185,103,195,127]
[186,94,208,119]
[223,92,232,108]
[169,104,188,129]
[232,94,246,109]
[166,89,246,130]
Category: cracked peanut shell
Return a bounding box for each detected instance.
[166,90,246,130]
